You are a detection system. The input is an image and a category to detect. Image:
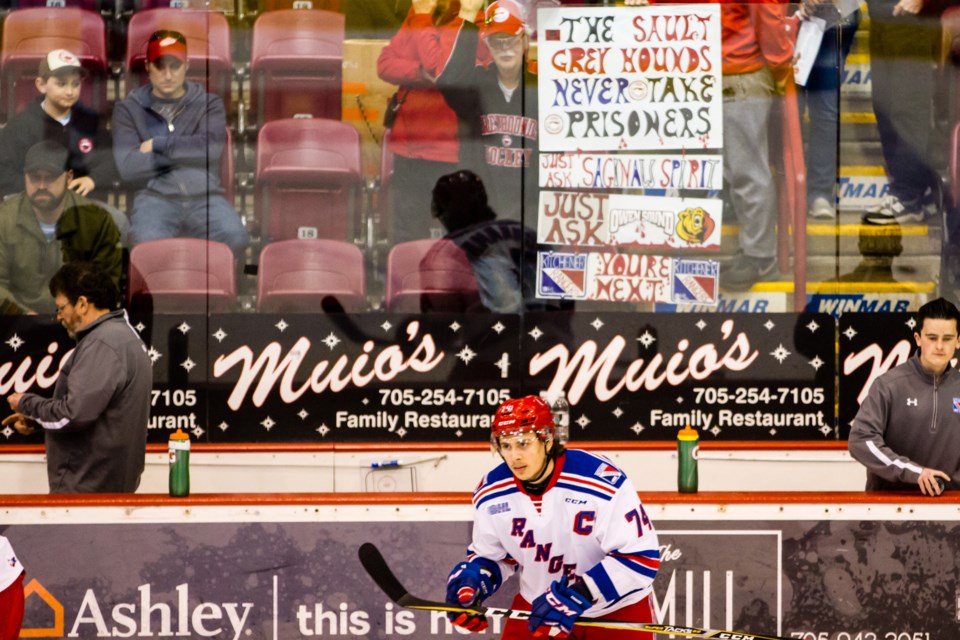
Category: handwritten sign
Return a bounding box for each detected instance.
[540,151,723,191]
[537,5,723,152]
[537,191,722,250]
[536,251,719,304]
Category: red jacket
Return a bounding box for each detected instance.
[377,9,463,163]
[719,1,793,76]
[650,0,794,76]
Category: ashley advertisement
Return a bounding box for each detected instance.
[6,518,958,639]
[0,312,836,445]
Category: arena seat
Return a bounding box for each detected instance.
[125,9,233,109]
[257,238,366,312]
[0,8,108,120]
[385,239,482,313]
[249,8,343,128]
[254,117,363,242]
[128,238,237,313]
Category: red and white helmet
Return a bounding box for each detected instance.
[491,395,555,446]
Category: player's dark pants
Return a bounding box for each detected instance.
[501,592,657,640]
[0,572,25,640]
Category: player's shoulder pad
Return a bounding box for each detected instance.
[472,461,518,508]
[564,449,628,489]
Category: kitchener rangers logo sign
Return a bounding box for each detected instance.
[953,398,960,413]
[672,259,718,305]
[595,463,622,485]
[78,138,94,154]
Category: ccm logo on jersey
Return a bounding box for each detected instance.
[594,463,622,485]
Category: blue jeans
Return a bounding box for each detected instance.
[865,0,942,204]
[130,192,249,254]
[798,9,860,204]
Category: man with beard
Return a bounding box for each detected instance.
[0,141,120,314]
[4,262,151,493]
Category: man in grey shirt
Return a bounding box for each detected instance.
[3,262,151,493]
[848,297,960,495]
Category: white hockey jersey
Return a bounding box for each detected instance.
[468,449,659,616]
[0,534,24,592]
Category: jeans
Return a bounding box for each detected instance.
[723,68,778,260]
[799,9,860,204]
[865,0,942,204]
[130,192,249,255]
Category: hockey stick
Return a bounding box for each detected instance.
[358,542,793,639]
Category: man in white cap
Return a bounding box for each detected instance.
[112,30,248,255]
[0,49,116,202]
[437,0,540,224]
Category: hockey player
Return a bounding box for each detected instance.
[445,395,659,639]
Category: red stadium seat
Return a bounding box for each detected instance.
[249,9,343,128]
[257,239,366,312]
[385,239,482,313]
[0,8,108,120]
[125,9,233,109]
[254,117,363,242]
[128,238,237,313]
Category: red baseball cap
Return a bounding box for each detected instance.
[147,30,187,64]
[482,0,527,38]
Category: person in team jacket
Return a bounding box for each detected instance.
[445,396,660,639]
[437,0,539,225]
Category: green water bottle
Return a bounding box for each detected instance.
[677,425,699,493]
[168,428,190,497]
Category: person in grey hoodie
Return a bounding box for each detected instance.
[3,262,152,493]
[848,297,960,495]
[112,30,247,254]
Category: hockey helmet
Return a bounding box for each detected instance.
[491,395,555,446]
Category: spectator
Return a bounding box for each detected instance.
[848,297,960,494]
[0,142,121,315]
[0,49,116,201]
[0,534,24,640]
[426,169,540,313]
[861,0,947,225]
[717,2,794,291]
[437,0,539,224]
[3,262,152,494]
[377,0,462,244]
[112,30,248,254]
[0,49,127,245]
[799,0,861,220]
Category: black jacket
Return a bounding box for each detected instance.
[0,98,116,198]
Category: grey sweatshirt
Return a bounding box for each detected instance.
[19,309,152,493]
[848,355,960,491]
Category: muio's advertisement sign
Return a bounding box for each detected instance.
[0,312,838,444]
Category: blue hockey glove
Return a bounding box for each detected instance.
[445,557,502,632]
[528,576,594,638]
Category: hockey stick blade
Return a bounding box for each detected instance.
[358,542,793,639]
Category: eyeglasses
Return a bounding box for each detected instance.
[486,36,522,52]
[54,301,73,316]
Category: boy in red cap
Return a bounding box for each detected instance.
[437,0,540,225]
[112,30,248,255]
